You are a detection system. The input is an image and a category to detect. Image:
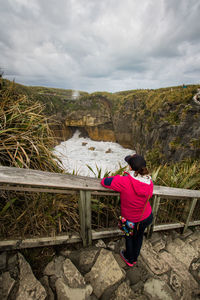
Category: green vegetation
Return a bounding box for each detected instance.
[0,80,61,171]
[0,78,199,240]
[0,80,80,239]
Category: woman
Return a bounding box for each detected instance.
[101,154,153,267]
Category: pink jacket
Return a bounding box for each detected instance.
[101,171,153,222]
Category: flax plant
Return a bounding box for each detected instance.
[0,81,81,238]
[0,81,61,171]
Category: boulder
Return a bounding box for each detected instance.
[0,271,15,300]
[160,251,199,299]
[44,256,93,299]
[63,258,86,288]
[55,278,92,300]
[140,240,170,275]
[0,252,6,271]
[16,253,46,300]
[144,278,177,300]
[85,248,125,298]
[43,255,65,278]
[79,248,99,273]
[166,238,197,269]
[110,281,135,299]
[40,276,55,300]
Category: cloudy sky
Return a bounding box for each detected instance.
[0,0,200,93]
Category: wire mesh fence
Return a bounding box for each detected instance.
[91,192,120,230]
[0,188,200,242]
[0,190,80,239]
[192,198,200,221]
[155,197,190,225]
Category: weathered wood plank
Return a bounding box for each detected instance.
[79,191,87,247]
[0,234,81,251]
[0,166,105,191]
[1,221,199,251]
[183,198,198,234]
[0,166,200,198]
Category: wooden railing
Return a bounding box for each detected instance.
[0,166,200,250]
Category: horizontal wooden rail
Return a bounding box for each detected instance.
[1,166,200,198]
[0,166,200,249]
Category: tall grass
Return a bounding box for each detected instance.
[151,159,200,190]
[0,81,62,172]
[0,81,81,238]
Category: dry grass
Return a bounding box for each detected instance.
[0,80,80,238]
[0,81,61,171]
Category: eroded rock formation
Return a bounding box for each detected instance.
[52,86,200,163]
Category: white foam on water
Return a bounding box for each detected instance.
[53,130,135,177]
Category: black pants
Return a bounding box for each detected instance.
[125,212,153,263]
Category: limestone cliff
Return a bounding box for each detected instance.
[51,86,200,164]
[11,80,200,164]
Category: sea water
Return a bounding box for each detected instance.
[53,130,135,177]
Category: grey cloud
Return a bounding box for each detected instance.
[0,0,200,92]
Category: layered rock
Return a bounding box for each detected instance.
[51,86,200,163]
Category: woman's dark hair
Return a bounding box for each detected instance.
[125,154,149,176]
[134,167,149,177]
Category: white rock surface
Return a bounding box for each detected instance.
[85,248,125,298]
[16,253,46,300]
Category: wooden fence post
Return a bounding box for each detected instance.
[183,198,197,234]
[79,190,92,247]
[147,195,160,238]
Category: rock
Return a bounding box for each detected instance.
[105,148,112,153]
[16,253,46,300]
[55,277,92,300]
[126,267,141,285]
[189,257,200,284]
[0,252,6,271]
[40,276,55,300]
[180,229,193,240]
[149,232,163,245]
[144,278,177,300]
[82,142,88,146]
[113,253,126,268]
[166,238,198,268]
[0,271,15,300]
[111,281,135,299]
[140,240,170,275]
[190,237,200,255]
[43,255,65,278]
[152,239,166,253]
[88,147,95,151]
[79,248,98,273]
[7,254,19,280]
[63,258,86,288]
[107,241,116,251]
[85,248,125,298]
[160,251,199,299]
[60,249,80,266]
[95,239,106,248]
[59,249,72,257]
[126,262,149,285]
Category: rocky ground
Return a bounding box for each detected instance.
[0,227,200,300]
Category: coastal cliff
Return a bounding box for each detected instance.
[48,86,200,164]
[3,80,200,164]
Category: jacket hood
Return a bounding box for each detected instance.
[125,171,153,197]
